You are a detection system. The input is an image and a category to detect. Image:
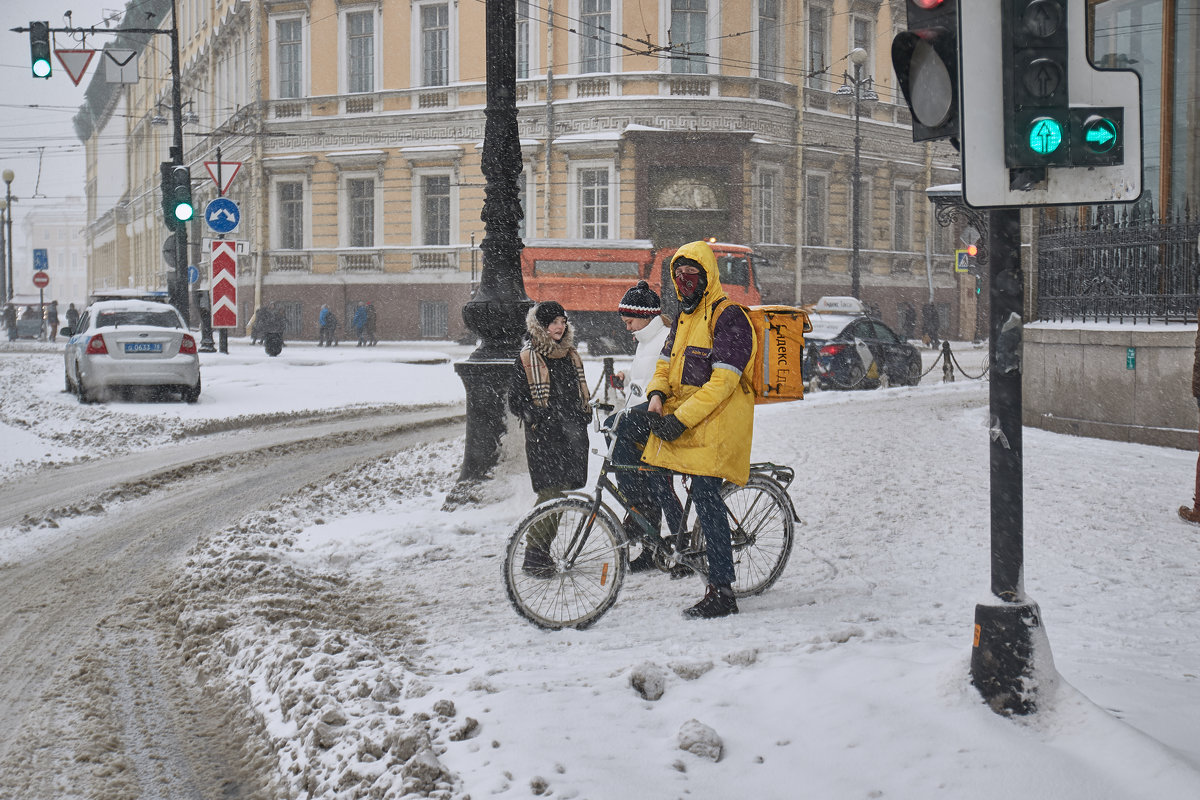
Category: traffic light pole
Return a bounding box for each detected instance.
[14,11,190,321]
[969,207,1051,715]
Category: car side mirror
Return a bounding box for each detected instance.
[60,326,73,337]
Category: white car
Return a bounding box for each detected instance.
[63,300,201,404]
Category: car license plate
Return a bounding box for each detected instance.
[124,342,163,353]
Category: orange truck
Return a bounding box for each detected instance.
[520,238,768,354]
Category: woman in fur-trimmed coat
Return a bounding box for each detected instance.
[509,301,592,499]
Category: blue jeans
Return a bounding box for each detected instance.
[608,404,684,538]
[690,475,735,587]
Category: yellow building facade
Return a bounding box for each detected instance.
[79,0,967,342]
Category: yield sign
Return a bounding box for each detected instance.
[55,49,97,86]
[210,240,239,328]
[204,161,242,195]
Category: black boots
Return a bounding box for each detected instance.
[683,584,738,619]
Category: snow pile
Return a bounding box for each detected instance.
[160,441,473,799]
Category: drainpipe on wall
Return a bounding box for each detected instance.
[252,0,265,314]
[543,1,554,238]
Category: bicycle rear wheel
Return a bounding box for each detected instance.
[719,476,794,597]
[503,498,627,630]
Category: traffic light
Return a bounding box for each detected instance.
[959,0,1142,208]
[29,21,52,79]
[160,162,194,230]
[1002,0,1070,170]
[892,0,960,142]
[975,275,982,295]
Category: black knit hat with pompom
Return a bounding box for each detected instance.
[617,281,661,318]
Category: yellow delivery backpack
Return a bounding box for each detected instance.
[708,302,811,403]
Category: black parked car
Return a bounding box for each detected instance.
[802,313,923,390]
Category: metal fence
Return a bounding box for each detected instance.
[1037,205,1200,323]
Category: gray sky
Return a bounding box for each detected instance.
[0,0,126,245]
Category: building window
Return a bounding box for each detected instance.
[852,18,872,74]
[420,300,450,338]
[517,0,531,79]
[277,18,303,99]
[347,177,375,247]
[893,185,911,252]
[422,175,452,246]
[421,3,450,87]
[670,0,708,75]
[578,167,610,239]
[580,0,612,73]
[807,5,829,90]
[346,11,374,94]
[757,168,780,243]
[279,181,304,249]
[805,173,827,246]
[758,0,780,81]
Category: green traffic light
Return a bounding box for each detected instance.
[32,58,51,78]
[1082,116,1118,153]
[1027,116,1063,156]
[174,203,194,222]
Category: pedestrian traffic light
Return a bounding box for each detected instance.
[29,21,52,79]
[975,275,982,295]
[892,0,960,143]
[160,162,194,231]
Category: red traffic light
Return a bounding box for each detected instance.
[911,0,945,7]
[966,244,978,257]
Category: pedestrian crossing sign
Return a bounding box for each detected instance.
[955,249,970,273]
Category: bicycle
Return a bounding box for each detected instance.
[502,405,800,630]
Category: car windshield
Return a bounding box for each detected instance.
[95,310,181,329]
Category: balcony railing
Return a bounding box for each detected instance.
[339,251,382,272]
[412,248,459,271]
[270,252,311,272]
[1037,206,1200,323]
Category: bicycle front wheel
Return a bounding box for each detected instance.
[721,476,795,597]
[503,498,627,630]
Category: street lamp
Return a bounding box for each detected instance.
[836,48,877,300]
[3,170,14,303]
[0,197,7,303]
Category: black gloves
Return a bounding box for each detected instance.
[649,414,687,442]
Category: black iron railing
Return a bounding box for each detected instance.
[1037,205,1200,323]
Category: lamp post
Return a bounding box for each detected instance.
[0,197,7,303]
[836,49,877,300]
[3,169,14,303]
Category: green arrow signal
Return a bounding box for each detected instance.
[1028,117,1063,156]
[1083,117,1118,153]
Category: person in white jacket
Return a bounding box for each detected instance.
[609,281,683,571]
[615,281,671,409]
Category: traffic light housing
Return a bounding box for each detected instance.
[160,163,194,231]
[959,0,1141,207]
[892,0,960,143]
[29,21,52,79]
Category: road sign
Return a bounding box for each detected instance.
[210,241,238,328]
[32,271,49,289]
[204,161,242,195]
[55,49,96,86]
[188,265,200,285]
[33,249,48,271]
[955,249,970,273]
[205,197,240,234]
[162,234,178,269]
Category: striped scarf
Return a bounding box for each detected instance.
[522,320,589,411]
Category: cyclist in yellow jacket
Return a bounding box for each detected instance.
[643,240,758,619]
